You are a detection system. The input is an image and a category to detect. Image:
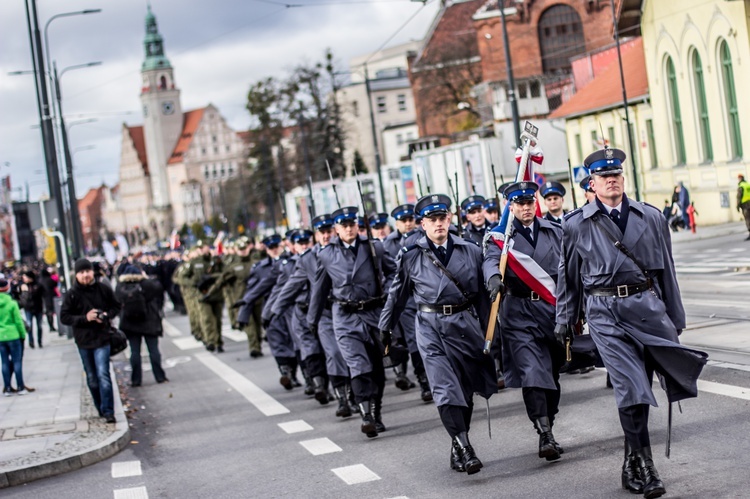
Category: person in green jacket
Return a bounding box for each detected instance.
[1,278,28,396]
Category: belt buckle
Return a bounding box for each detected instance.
[357,301,365,311]
[530,291,540,301]
[617,285,629,298]
[442,304,453,315]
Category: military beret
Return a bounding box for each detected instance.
[584,147,626,176]
[415,194,452,218]
[540,181,566,198]
[504,181,539,202]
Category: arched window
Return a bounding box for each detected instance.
[159,75,167,90]
[537,5,585,74]
[719,40,742,159]
[666,57,686,165]
[691,50,712,161]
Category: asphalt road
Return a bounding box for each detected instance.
[6,232,750,499]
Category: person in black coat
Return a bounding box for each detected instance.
[39,268,58,332]
[115,265,168,386]
[19,271,45,348]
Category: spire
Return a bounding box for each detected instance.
[142,5,171,71]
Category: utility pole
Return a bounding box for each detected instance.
[498,0,521,147]
[364,63,387,210]
[297,104,316,220]
[261,139,276,230]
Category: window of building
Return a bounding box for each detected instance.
[591,130,598,152]
[518,82,528,99]
[607,126,615,148]
[352,101,359,118]
[666,57,686,165]
[691,50,713,161]
[720,40,742,159]
[396,134,403,145]
[537,5,585,74]
[212,135,217,143]
[213,147,219,154]
[529,80,541,98]
[201,148,206,155]
[628,123,638,170]
[397,94,407,112]
[646,119,658,169]
[574,133,583,164]
[377,96,386,114]
[226,145,231,153]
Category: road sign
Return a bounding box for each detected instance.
[573,166,589,183]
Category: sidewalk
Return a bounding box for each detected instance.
[671,221,746,244]
[0,330,130,488]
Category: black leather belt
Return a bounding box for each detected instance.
[418,301,472,316]
[334,296,386,313]
[587,280,652,298]
[506,288,541,301]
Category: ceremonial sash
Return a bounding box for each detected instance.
[490,234,556,306]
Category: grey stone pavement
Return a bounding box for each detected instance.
[0,327,130,488]
[0,220,746,489]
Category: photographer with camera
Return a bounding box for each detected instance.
[61,259,121,423]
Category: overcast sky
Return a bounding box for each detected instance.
[0,0,440,202]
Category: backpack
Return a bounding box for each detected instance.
[121,284,147,322]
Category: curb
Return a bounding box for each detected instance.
[0,365,131,489]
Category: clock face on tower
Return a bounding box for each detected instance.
[162,101,175,115]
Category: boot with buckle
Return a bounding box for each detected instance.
[417,373,433,402]
[312,376,329,405]
[621,439,644,494]
[333,386,352,418]
[450,439,465,472]
[634,446,666,499]
[453,432,482,475]
[533,417,561,461]
[278,365,293,390]
[358,400,378,438]
[372,399,386,433]
[394,362,414,390]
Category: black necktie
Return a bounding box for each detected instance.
[523,226,532,240]
[348,242,358,257]
[436,246,447,265]
[610,209,620,222]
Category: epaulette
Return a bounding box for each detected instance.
[641,202,661,213]
[563,208,583,221]
[401,244,418,254]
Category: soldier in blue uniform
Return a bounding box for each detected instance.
[461,195,492,245]
[236,234,300,390]
[382,204,432,402]
[484,181,566,462]
[555,147,708,498]
[541,181,567,224]
[380,194,497,475]
[483,198,499,226]
[307,206,398,438]
[579,174,596,204]
[369,212,391,241]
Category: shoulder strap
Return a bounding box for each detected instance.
[591,213,651,280]
[418,247,472,301]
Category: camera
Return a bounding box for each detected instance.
[95,310,108,321]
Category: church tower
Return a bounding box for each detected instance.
[140,5,182,234]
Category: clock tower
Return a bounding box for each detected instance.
[139,5,182,233]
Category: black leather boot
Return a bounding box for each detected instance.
[549,418,564,455]
[621,439,644,494]
[417,373,433,402]
[450,439,465,472]
[278,365,293,390]
[359,400,378,438]
[533,417,561,461]
[290,364,302,388]
[312,376,329,405]
[347,384,360,414]
[372,399,386,433]
[634,446,666,499]
[394,363,413,391]
[453,432,482,475]
[333,387,352,417]
[302,368,315,396]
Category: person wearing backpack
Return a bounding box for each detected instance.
[115,265,168,386]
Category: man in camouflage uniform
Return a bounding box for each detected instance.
[173,247,203,342]
[185,243,225,352]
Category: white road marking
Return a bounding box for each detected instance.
[683,298,750,308]
[698,380,750,401]
[332,464,381,485]
[221,329,247,342]
[300,437,342,456]
[729,247,745,253]
[111,460,142,478]
[195,352,289,416]
[707,360,750,373]
[278,420,314,434]
[162,320,183,337]
[113,487,149,499]
[172,337,204,350]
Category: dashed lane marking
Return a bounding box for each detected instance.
[172,337,204,350]
[111,460,142,478]
[195,352,290,416]
[707,360,750,373]
[221,329,247,342]
[698,380,750,401]
[332,464,381,485]
[300,437,343,456]
[162,320,183,337]
[113,487,149,499]
[278,420,314,434]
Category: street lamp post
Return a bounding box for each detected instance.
[363,63,387,210]
[498,0,521,147]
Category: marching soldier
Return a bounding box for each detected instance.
[380,194,497,475]
[483,198,499,226]
[172,248,202,341]
[195,246,225,353]
[461,195,493,245]
[220,242,238,326]
[580,174,597,204]
[237,235,300,387]
[555,147,708,498]
[369,212,391,241]
[382,203,431,401]
[307,206,397,438]
[484,182,566,462]
[541,181,567,224]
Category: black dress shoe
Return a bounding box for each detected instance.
[249,350,263,358]
[621,439,644,494]
[104,414,116,424]
[206,344,216,352]
[216,345,225,353]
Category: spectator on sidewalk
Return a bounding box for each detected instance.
[39,268,58,333]
[61,259,121,423]
[19,271,45,348]
[1,278,29,396]
[738,174,750,240]
[115,265,168,387]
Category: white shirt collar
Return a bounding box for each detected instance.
[342,240,357,249]
[604,202,623,214]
